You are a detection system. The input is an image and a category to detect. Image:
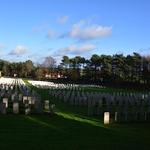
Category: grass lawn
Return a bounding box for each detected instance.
[0,114,150,150]
[0,80,149,150]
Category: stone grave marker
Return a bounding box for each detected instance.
[11,94,15,101]
[3,98,8,108]
[44,100,50,110]
[0,103,6,114]
[23,96,28,103]
[13,102,19,114]
[104,112,110,124]
[28,96,32,104]
[19,94,23,101]
[25,107,31,115]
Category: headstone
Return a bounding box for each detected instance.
[28,96,32,104]
[19,94,23,101]
[50,104,55,115]
[3,98,8,108]
[11,85,14,90]
[6,85,9,91]
[0,103,6,114]
[11,94,15,101]
[104,112,110,124]
[34,99,42,114]
[13,102,19,114]
[44,100,50,110]
[23,96,28,103]
[25,106,31,115]
[31,98,35,105]
[115,112,118,122]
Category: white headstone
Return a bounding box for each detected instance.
[28,96,32,104]
[13,102,19,114]
[45,100,50,110]
[104,112,110,124]
[19,94,23,101]
[11,94,15,101]
[23,96,28,103]
[3,98,8,108]
[25,107,31,115]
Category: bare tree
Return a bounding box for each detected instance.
[41,56,56,68]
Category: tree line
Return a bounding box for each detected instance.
[0,53,150,89]
[0,56,56,80]
[59,53,150,89]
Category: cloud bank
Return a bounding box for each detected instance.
[9,45,28,56]
[61,20,112,41]
[57,43,96,55]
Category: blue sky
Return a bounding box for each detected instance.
[0,0,150,63]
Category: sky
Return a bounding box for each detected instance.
[0,0,150,64]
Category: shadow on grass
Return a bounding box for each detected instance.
[25,115,64,133]
[0,114,150,150]
[55,111,106,128]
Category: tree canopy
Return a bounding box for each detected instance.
[1,53,150,89]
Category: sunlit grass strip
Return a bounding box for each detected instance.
[56,112,108,128]
[25,116,52,127]
[25,116,63,132]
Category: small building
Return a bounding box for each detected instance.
[45,72,64,79]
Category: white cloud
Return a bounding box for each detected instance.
[69,24,112,40]
[58,44,96,55]
[57,16,69,24]
[60,20,112,40]
[9,45,27,56]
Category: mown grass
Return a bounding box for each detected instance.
[83,86,149,94]
[0,79,149,150]
[0,114,150,150]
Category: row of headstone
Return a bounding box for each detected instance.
[28,80,104,91]
[0,78,43,115]
[104,111,150,124]
[48,86,150,122]
[0,95,43,115]
[49,88,150,106]
[44,100,55,115]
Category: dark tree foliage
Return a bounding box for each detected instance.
[60,53,150,89]
[0,53,150,89]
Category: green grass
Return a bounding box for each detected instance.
[0,79,148,150]
[83,86,149,93]
[0,115,150,150]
